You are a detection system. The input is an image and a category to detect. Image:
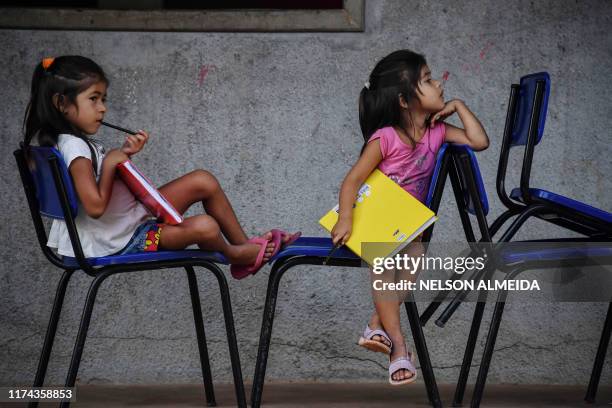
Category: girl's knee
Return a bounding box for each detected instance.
[413,241,425,255]
[404,237,424,256]
[190,215,220,240]
[191,169,221,197]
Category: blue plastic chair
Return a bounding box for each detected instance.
[14,145,246,408]
[448,144,612,407]
[497,72,612,236]
[250,144,452,408]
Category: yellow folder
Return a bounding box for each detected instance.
[319,169,438,265]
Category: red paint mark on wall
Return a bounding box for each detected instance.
[441,70,450,89]
[479,41,495,60]
[198,64,218,86]
[460,36,495,74]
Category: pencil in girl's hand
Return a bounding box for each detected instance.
[323,242,342,265]
[101,120,138,135]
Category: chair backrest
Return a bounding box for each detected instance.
[425,143,449,209]
[450,145,489,216]
[496,72,550,210]
[19,146,79,219]
[449,144,492,243]
[510,72,550,147]
[15,145,85,268]
[412,143,451,244]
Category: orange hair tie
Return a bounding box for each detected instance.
[42,57,55,70]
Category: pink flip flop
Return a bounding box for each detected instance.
[230,230,282,279]
[272,229,302,249]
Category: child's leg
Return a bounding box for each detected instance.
[370,236,425,327]
[158,214,275,265]
[374,301,413,381]
[372,238,425,382]
[158,170,248,245]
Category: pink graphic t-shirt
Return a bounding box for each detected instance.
[368,122,446,203]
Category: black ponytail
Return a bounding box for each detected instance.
[359,50,427,152]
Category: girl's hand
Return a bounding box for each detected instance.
[331,217,352,246]
[120,129,149,157]
[105,148,130,167]
[430,99,465,127]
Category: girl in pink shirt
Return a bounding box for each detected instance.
[331,49,489,385]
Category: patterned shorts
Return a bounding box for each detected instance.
[115,220,163,255]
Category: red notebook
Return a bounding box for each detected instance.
[116,160,183,225]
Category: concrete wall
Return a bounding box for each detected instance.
[1,0,611,387]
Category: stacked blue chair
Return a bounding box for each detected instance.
[249,144,452,408]
[14,146,246,408]
[497,72,611,237]
[423,73,611,328]
[492,72,612,405]
[448,144,612,407]
[418,72,611,406]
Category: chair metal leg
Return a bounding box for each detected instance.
[585,301,612,403]
[28,269,75,408]
[185,266,216,407]
[208,263,246,408]
[453,296,487,407]
[60,271,112,408]
[251,259,292,408]
[420,291,451,327]
[436,205,549,329]
[470,290,508,408]
[421,247,495,328]
[404,299,442,408]
[435,262,494,328]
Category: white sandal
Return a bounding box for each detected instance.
[388,350,417,385]
[358,324,393,355]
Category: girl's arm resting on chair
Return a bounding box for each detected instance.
[332,140,383,245]
[69,149,129,218]
[439,100,489,151]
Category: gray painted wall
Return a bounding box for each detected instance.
[1,0,611,387]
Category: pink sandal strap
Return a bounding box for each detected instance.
[230,236,269,280]
[363,325,393,349]
[245,236,269,272]
[272,229,302,248]
[389,356,416,378]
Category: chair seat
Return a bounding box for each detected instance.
[271,237,359,261]
[64,237,361,268]
[63,249,228,268]
[274,238,612,266]
[510,188,612,223]
[500,243,612,265]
